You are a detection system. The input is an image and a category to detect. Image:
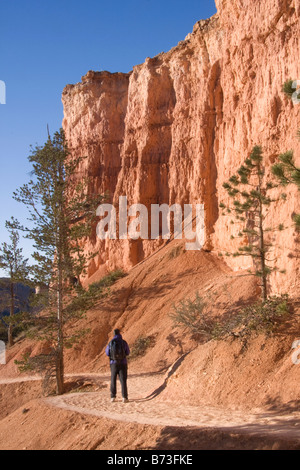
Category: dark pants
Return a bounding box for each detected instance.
[110,363,128,399]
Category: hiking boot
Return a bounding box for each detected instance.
[111,398,116,403]
[123,398,129,403]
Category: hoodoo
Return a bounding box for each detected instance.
[62,0,300,296]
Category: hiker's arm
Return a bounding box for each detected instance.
[125,342,130,356]
[105,344,110,357]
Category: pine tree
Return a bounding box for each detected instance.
[9,129,104,395]
[0,226,30,347]
[272,151,300,229]
[272,80,300,230]
[220,146,286,302]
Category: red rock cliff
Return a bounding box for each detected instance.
[62,0,300,296]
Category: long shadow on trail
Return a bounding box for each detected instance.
[133,351,193,403]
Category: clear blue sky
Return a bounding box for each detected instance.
[0,0,217,273]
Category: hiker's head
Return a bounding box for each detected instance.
[114,328,121,336]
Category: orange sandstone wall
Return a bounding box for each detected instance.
[62,0,300,296]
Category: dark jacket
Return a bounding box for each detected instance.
[105,334,130,365]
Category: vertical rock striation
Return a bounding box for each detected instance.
[62,0,300,295]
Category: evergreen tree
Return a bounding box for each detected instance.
[272,151,300,229]
[220,146,286,301]
[0,226,30,347]
[272,80,300,230]
[9,129,104,394]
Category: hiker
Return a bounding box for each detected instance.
[105,329,130,403]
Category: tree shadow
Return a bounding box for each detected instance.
[148,423,300,450]
[147,395,300,450]
[263,396,300,415]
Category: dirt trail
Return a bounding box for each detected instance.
[43,372,300,443]
[1,371,300,449]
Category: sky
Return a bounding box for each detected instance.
[0,0,217,274]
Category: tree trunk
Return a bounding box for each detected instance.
[56,159,65,396]
[258,218,268,302]
[258,168,268,302]
[8,281,14,348]
[56,265,64,395]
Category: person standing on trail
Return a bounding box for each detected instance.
[105,329,130,403]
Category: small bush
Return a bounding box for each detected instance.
[88,269,126,293]
[219,295,291,338]
[170,293,291,343]
[282,79,299,99]
[170,292,220,340]
[168,245,183,260]
[129,335,156,360]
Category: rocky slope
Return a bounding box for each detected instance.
[1,236,300,450]
[1,0,300,451]
[62,0,300,296]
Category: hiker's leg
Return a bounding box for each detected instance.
[110,364,118,398]
[119,364,128,399]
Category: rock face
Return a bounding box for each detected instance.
[62,0,300,296]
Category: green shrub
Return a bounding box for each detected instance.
[168,245,183,260]
[129,335,156,360]
[170,293,291,343]
[170,292,220,340]
[282,79,299,100]
[88,269,126,293]
[219,295,291,338]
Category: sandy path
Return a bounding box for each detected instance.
[0,376,42,385]
[44,372,300,442]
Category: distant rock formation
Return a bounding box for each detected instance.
[0,279,33,319]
